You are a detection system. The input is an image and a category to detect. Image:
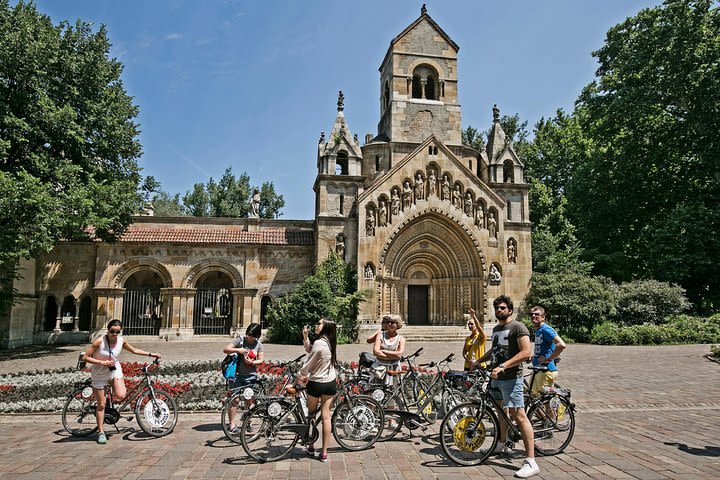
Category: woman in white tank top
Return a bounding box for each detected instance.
[82,320,162,444]
[373,314,406,374]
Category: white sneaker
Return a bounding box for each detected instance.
[515,459,540,478]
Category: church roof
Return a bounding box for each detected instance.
[117,225,314,246]
[390,5,459,52]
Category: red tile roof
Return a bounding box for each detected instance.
[118,226,314,246]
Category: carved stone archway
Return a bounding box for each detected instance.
[377,209,486,325]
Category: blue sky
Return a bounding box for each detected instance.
[33,0,661,220]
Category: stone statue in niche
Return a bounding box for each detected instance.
[250,189,260,217]
[428,169,437,197]
[378,200,388,227]
[390,188,400,215]
[364,264,375,280]
[441,174,450,201]
[507,239,517,263]
[335,234,346,260]
[402,180,413,209]
[489,264,502,284]
[488,212,497,238]
[452,184,461,208]
[414,173,425,201]
[464,192,474,217]
[475,202,485,228]
[366,209,376,237]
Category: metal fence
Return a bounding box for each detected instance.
[193,287,233,335]
[122,288,162,336]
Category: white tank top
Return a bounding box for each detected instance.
[379,332,402,366]
[92,335,124,376]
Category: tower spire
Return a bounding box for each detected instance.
[337,90,344,111]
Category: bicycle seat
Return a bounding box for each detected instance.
[529,365,549,372]
[386,370,403,376]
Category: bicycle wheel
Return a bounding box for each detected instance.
[414,379,438,423]
[439,401,499,466]
[62,386,98,436]
[221,391,252,444]
[441,388,470,416]
[332,394,384,451]
[241,401,301,462]
[134,388,178,437]
[528,394,575,455]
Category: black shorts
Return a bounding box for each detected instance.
[306,380,337,398]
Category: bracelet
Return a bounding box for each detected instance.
[148,353,152,357]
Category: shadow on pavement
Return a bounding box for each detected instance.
[205,437,239,448]
[193,422,222,432]
[664,441,720,457]
[0,344,79,363]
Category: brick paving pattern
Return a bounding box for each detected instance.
[1,342,719,479]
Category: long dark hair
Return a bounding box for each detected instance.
[107,319,122,329]
[318,317,338,367]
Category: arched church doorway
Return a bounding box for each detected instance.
[43,296,57,331]
[193,271,234,335]
[60,295,76,331]
[122,270,164,336]
[378,212,485,325]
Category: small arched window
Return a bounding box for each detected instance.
[503,160,514,183]
[336,151,349,175]
[412,75,422,99]
[260,296,272,330]
[383,81,390,110]
[425,75,436,100]
[375,155,381,172]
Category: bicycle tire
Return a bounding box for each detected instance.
[439,401,499,466]
[441,388,470,416]
[528,394,575,455]
[414,379,438,423]
[134,388,178,437]
[241,400,301,462]
[62,386,98,436]
[332,394,384,451]
[221,391,252,444]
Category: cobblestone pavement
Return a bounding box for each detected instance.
[1,342,719,479]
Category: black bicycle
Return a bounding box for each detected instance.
[221,354,306,444]
[439,367,575,466]
[62,358,178,438]
[239,375,384,462]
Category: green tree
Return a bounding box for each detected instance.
[0,1,145,313]
[461,125,484,151]
[181,168,284,219]
[573,0,720,310]
[151,191,185,217]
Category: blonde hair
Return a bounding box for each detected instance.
[381,314,404,329]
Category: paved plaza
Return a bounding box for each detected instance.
[1,341,719,479]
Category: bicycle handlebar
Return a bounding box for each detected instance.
[419,353,455,369]
[401,347,423,362]
[279,354,305,367]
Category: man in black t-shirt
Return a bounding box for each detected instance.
[476,295,539,478]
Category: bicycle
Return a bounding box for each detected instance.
[439,367,575,466]
[62,358,178,438]
[239,373,384,462]
[221,354,305,444]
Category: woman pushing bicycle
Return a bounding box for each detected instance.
[82,319,161,444]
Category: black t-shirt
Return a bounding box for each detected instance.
[490,320,530,380]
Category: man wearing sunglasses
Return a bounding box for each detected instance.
[529,306,566,396]
[476,295,538,478]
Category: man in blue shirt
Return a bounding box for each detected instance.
[530,306,566,396]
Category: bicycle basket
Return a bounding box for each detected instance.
[76,352,87,370]
[446,371,468,390]
[359,352,377,368]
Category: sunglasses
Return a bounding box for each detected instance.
[495,306,508,311]
[108,330,122,334]
[531,313,543,317]
[382,320,396,325]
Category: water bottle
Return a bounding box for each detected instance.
[299,395,309,417]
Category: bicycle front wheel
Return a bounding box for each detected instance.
[441,388,470,416]
[332,394,384,451]
[439,401,499,466]
[221,391,251,444]
[62,386,98,436]
[528,394,575,455]
[241,401,301,462]
[134,388,178,437]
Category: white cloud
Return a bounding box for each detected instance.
[165,33,182,40]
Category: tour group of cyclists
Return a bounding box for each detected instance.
[83,294,566,479]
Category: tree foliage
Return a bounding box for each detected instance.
[571,0,720,310]
[0,1,146,313]
[178,167,284,218]
[266,254,366,344]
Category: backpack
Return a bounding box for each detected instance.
[221,353,238,380]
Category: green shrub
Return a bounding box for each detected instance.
[266,254,367,344]
[616,280,690,325]
[524,272,617,342]
[590,314,720,345]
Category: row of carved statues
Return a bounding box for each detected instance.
[364,168,500,238]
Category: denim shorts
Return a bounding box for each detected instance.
[230,373,257,390]
[489,377,525,408]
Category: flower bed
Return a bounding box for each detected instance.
[0,359,437,413]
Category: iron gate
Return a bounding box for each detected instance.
[121,288,162,336]
[193,287,232,335]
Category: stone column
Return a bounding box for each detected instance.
[232,288,258,335]
[420,79,427,99]
[53,302,62,333]
[92,288,124,334]
[159,288,194,340]
[72,297,80,332]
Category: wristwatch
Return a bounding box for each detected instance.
[498,363,506,370]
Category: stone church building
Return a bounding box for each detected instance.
[4,7,531,348]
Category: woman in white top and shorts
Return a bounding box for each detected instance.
[373,314,406,383]
[82,319,161,444]
[300,317,338,462]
